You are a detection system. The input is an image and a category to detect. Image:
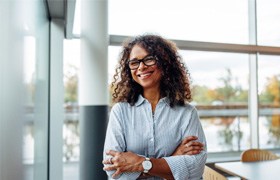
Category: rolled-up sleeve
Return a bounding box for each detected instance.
[103,103,141,180]
[163,108,207,180]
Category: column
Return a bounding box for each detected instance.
[80,0,108,179]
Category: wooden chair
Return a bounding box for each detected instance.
[203,165,227,180]
[241,149,279,162]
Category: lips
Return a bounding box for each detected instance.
[137,71,154,78]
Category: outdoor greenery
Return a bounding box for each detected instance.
[192,69,248,105]
[64,64,78,103]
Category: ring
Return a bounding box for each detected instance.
[109,157,113,164]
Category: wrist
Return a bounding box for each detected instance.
[141,157,153,173]
[137,156,146,172]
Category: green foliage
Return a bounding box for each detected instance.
[193,68,248,105]
[192,85,214,105]
[64,65,78,103]
[259,75,280,104]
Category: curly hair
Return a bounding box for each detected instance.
[111,34,192,107]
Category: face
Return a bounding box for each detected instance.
[129,45,162,91]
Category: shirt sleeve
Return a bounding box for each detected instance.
[103,103,141,180]
[163,107,207,180]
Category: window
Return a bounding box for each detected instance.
[109,0,249,44]
[181,50,250,152]
[108,0,280,157]
[258,55,280,149]
[257,0,280,46]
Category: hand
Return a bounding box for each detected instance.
[171,136,204,156]
[103,150,145,179]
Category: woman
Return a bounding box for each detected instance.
[103,34,207,179]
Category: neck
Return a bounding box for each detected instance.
[143,88,161,112]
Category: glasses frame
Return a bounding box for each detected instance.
[127,55,158,70]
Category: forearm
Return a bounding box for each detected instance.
[147,158,174,180]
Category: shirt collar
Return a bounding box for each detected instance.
[135,95,145,106]
[135,95,170,107]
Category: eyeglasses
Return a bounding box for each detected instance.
[127,55,157,70]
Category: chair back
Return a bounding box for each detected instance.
[241,149,279,162]
[203,165,227,180]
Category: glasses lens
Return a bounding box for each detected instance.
[128,56,157,70]
[128,60,139,69]
[143,56,156,66]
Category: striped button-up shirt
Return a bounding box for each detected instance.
[103,95,207,180]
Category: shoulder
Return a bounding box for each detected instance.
[111,102,132,113]
[171,103,200,121]
[175,102,197,113]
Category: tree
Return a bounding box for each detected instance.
[260,75,280,105]
[64,64,78,103]
[192,68,247,105]
[260,75,280,146]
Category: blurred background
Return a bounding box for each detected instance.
[1,0,280,180]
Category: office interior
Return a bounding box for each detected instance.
[1,0,280,179]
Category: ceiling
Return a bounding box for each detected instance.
[47,0,65,19]
[46,0,76,38]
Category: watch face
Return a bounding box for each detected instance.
[143,160,152,170]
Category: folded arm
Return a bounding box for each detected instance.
[103,104,207,179]
[103,136,205,179]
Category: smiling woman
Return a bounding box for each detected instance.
[103,34,207,180]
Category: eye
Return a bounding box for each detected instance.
[144,58,154,63]
[129,60,139,66]
[143,56,156,65]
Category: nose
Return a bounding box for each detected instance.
[138,61,147,70]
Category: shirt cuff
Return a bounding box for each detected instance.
[106,171,142,180]
[163,156,194,180]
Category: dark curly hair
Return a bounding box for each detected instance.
[111,34,192,107]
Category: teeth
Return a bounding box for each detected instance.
[138,72,152,77]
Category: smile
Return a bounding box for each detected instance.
[137,71,154,78]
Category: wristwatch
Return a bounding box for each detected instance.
[142,157,152,173]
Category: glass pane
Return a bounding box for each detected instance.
[257,0,280,46]
[258,55,280,148]
[21,1,50,180]
[181,50,250,152]
[63,39,80,180]
[109,0,249,44]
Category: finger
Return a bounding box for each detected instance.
[188,141,204,147]
[112,169,121,179]
[103,165,116,171]
[182,136,198,144]
[102,157,114,165]
[106,150,118,156]
[186,149,201,155]
[185,145,203,151]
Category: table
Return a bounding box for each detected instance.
[215,159,280,180]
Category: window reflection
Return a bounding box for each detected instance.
[258,55,280,148]
[63,39,80,180]
[23,36,36,164]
